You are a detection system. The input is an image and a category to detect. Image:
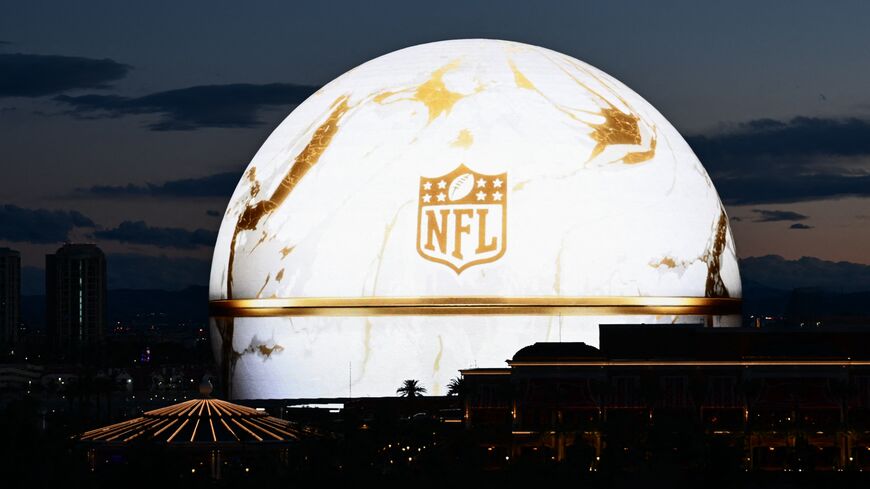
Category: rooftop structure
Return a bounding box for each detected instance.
[462,325,870,472]
[79,397,303,445]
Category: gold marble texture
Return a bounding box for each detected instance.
[207,40,743,400]
[227,96,350,298]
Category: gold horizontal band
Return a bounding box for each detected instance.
[209,296,741,317]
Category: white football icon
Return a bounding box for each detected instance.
[448,173,475,201]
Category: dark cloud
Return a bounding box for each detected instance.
[92,221,217,249]
[789,223,813,229]
[689,117,870,165]
[82,171,240,198]
[714,174,870,205]
[55,82,318,130]
[0,204,94,243]
[106,253,210,290]
[740,255,870,292]
[0,53,130,98]
[752,209,808,222]
[206,209,222,217]
[687,116,870,205]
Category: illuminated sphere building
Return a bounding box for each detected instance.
[209,39,741,400]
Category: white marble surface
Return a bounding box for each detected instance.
[212,314,740,400]
[207,39,742,399]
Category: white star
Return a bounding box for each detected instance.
[492,178,503,188]
[476,178,487,188]
[422,194,431,203]
[492,191,503,201]
[437,180,447,189]
[476,191,486,201]
[423,181,432,190]
[436,192,446,202]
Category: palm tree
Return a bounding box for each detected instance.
[396,379,426,398]
[447,377,466,397]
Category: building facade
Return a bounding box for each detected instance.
[462,325,870,472]
[0,247,21,352]
[46,244,107,358]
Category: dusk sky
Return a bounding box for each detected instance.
[1,0,868,292]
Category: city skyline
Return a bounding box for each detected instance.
[1,1,869,296]
[0,5,869,483]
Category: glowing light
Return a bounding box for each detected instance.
[210,39,741,399]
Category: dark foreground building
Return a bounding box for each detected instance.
[79,384,309,481]
[70,324,870,487]
[46,243,107,358]
[0,247,20,352]
[462,325,870,473]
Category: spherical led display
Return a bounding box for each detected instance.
[210,39,741,400]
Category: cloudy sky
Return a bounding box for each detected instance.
[1,0,868,292]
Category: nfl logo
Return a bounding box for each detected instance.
[416,164,507,274]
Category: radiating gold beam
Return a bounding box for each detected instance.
[124,418,167,442]
[246,417,286,440]
[215,399,249,416]
[147,399,197,417]
[81,418,139,439]
[231,418,263,442]
[166,418,189,443]
[108,418,163,442]
[184,401,200,417]
[211,400,232,416]
[80,397,306,445]
[220,418,239,441]
[153,419,179,439]
[209,296,740,317]
[98,420,154,441]
[89,419,145,441]
[256,418,299,439]
[190,418,201,442]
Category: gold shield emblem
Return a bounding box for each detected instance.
[416,164,507,274]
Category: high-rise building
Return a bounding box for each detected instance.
[46,244,106,357]
[0,247,21,351]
